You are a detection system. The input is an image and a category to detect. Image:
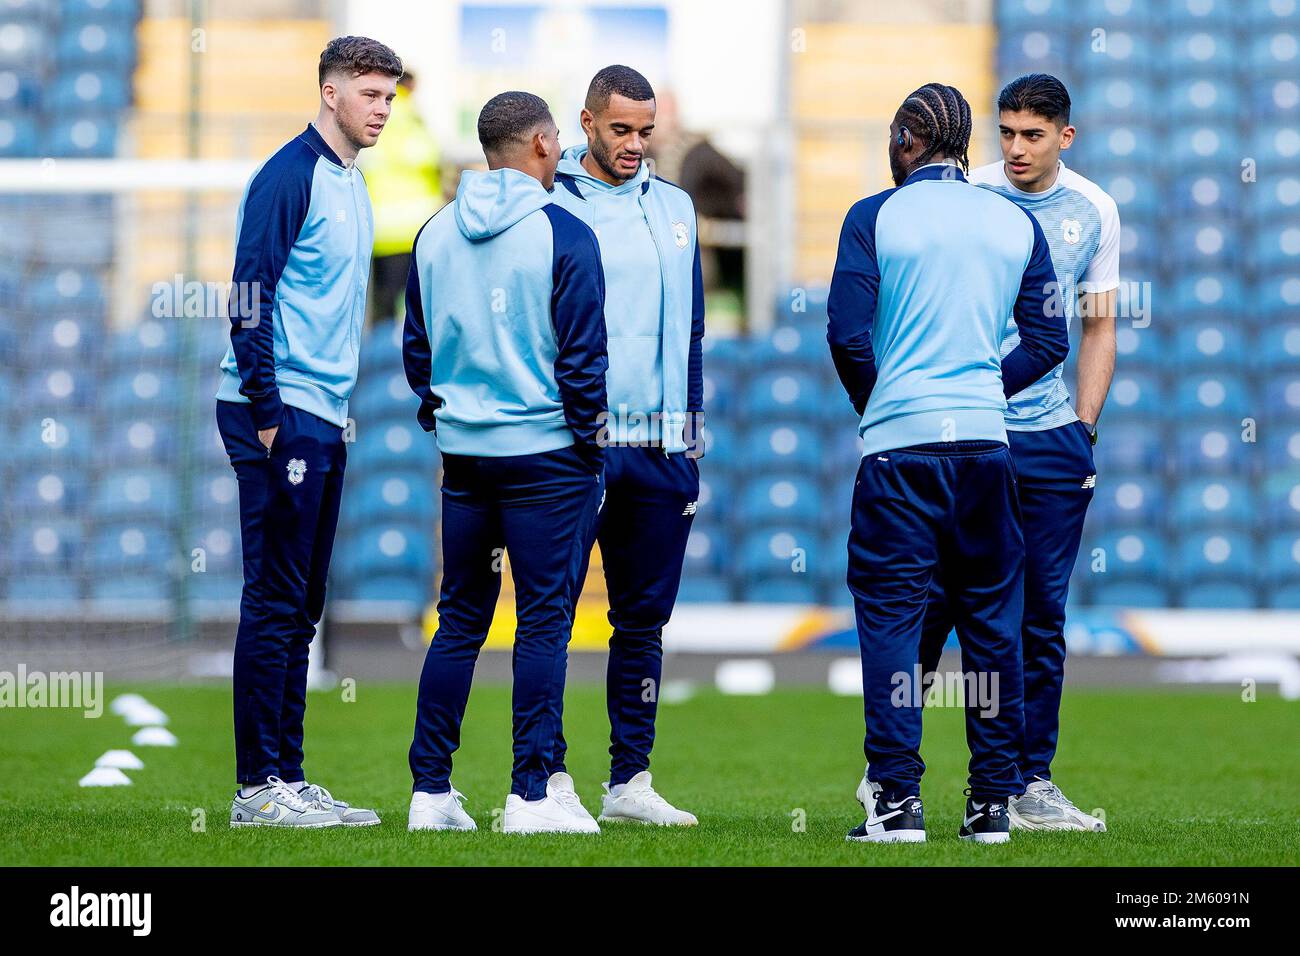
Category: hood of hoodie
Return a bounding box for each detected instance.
[556,145,650,198]
[454,167,552,241]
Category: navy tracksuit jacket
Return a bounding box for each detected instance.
[827,163,1068,802]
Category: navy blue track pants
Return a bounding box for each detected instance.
[920,419,1095,782]
[848,440,1026,803]
[217,401,346,785]
[409,446,603,800]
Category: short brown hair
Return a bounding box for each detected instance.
[318,36,403,88]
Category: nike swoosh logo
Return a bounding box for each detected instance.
[866,808,905,826]
[241,801,285,821]
[963,813,984,827]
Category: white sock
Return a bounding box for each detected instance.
[239,783,266,798]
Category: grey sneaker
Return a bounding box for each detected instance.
[230,776,341,829]
[301,782,381,827]
[1009,777,1106,832]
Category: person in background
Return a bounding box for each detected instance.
[364,70,441,325]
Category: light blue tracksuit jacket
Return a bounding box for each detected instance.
[550,146,704,453]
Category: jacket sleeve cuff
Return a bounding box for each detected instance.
[251,392,285,431]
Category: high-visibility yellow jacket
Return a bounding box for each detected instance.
[364,86,442,258]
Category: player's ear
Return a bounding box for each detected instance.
[1058,124,1076,150]
[579,107,595,138]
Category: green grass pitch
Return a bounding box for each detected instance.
[3,680,1296,866]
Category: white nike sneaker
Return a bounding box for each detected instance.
[1009,777,1107,832]
[230,776,341,829]
[408,788,476,831]
[599,771,698,826]
[300,782,381,827]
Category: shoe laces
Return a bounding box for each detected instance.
[266,776,315,813]
[550,786,587,815]
[300,782,336,810]
[1034,780,1077,811]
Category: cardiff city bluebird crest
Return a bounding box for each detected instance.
[286,458,307,485]
[672,220,689,249]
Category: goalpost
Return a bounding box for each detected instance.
[0,157,332,684]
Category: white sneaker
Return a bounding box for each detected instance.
[230,776,341,829]
[1009,777,1107,832]
[847,771,926,843]
[599,771,698,826]
[545,771,602,829]
[502,794,602,834]
[300,782,381,827]
[409,788,476,831]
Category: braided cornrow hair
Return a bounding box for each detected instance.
[897,83,973,174]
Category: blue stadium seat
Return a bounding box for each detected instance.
[998,0,1072,28]
[738,421,824,473]
[1254,274,1300,324]
[44,116,117,157]
[1167,77,1240,123]
[11,465,87,516]
[1264,531,1300,587]
[9,518,83,572]
[102,366,178,414]
[55,23,136,68]
[1248,27,1300,78]
[997,31,1070,77]
[1113,323,1166,369]
[331,524,433,583]
[101,414,172,465]
[21,366,89,411]
[750,323,826,366]
[1264,372,1300,419]
[108,318,179,362]
[1251,125,1300,166]
[348,369,420,426]
[1171,171,1244,217]
[347,420,438,473]
[1105,370,1166,420]
[0,21,47,69]
[358,318,404,373]
[1168,270,1243,320]
[1174,531,1256,585]
[5,572,81,602]
[676,573,732,603]
[1089,474,1165,526]
[697,421,736,471]
[26,316,95,364]
[62,0,142,21]
[1072,76,1152,126]
[1260,473,1300,528]
[1094,420,1164,472]
[44,69,130,111]
[91,467,178,522]
[193,471,240,518]
[1088,580,1172,608]
[1084,528,1169,581]
[1170,477,1254,530]
[0,68,41,112]
[1262,425,1300,473]
[1172,321,1246,370]
[23,266,103,313]
[341,471,437,527]
[1169,124,1238,174]
[344,575,429,604]
[737,576,818,604]
[1166,29,1238,73]
[1073,0,1151,29]
[1167,0,1237,27]
[1179,582,1257,609]
[1253,75,1300,120]
[737,526,822,583]
[738,473,822,526]
[1252,222,1300,273]
[1169,217,1241,272]
[682,524,728,578]
[1175,422,1250,474]
[1173,373,1253,420]
[741,367,822,420]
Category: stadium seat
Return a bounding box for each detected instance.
[749,323,827,366]
[1173,373,1253,420]
[44,70,130,111]
[738,473,823,526]
[1083,580,1171,608]
[44,116,118,157]
[741,367,824,421]
[341,471,438,528]
[1263,372,1300,419]
[1094,420,1164,473]
[1254,274,1300,324]
[682,524,728,578]
[1263,531,1300,588]
[1170,477,1254,531]
[10,465,87,517]
[1260,472,1300,528]
[55,23,136,69]
[1171,321,1246,371]
[737,421,825,473]
[1252,223,1300,274]
[737,526,822,584]
[1249,28,1300,78]
[1105,370,1166,420]
[1174,531,1256,586]
[1089,474,1165,526]
[997,0,1072,29]
[1166,29,1238,74]
[91,467,178,522]
[347,419,438,473]
[1179,581,1257,609]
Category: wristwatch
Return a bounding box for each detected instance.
[1081,419,1098,446]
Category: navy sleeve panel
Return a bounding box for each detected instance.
[1001,209,1070,398]
[543,204,610,470]
[402,219,440,433]
[827,191,891,417]
[227,141,314,429]
[686,230,706,455]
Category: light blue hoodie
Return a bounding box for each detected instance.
[551,146,704,453]
[403,168,609,464]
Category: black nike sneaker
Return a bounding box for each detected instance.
[846,775,926,843]
[958,791,1011,844]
